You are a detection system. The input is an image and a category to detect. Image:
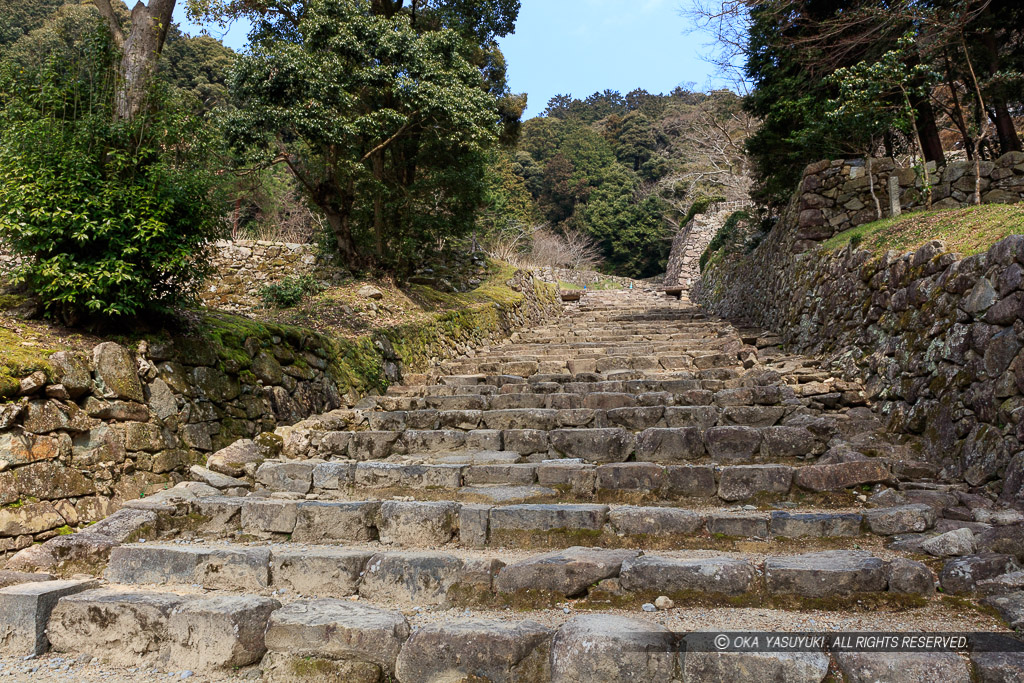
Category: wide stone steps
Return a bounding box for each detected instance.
[181,495,938,549]
[102,543,933,608]
[252,453,900,498]
[385,374,763,397]
[9,580,1009,682]
[279,424,851,465]
[8,290,1024,679]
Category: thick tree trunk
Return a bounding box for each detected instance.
[93,0,175,121]
[913,98,946,166]
[325,204,360,269]
[992,100,1023,154]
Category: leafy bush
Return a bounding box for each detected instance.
[259,276,323,308]
[0,20,223,324]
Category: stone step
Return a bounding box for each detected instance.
[31,588,1004,682]
[283,423,845,465]
[356,407,811,437]
[388,369,762,392]
[255,458,897,503]
[374,386,796,413]
[180,496,933,549]
[103,543,933,608]
[44,587,280,673]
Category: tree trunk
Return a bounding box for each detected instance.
[323,190,360,269]
[913,97,946,166]
[93,0,176,121]
[866,154,881,221]
[991,100,1023,154]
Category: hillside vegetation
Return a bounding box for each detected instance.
[823,204,1024,256]
[483,89,752,279]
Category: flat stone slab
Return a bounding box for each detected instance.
[792,460,890,492]
[550,614,677,682]
[608,506,705,537]
[718,465,793,501]
[770,511,862,538]
[765,551,887,598]
[619,555,756,596]
[708,512,769,538]
[358,552,496,606]
[395,619,552,683]
[489,504,609,534]
[681,650,831,683]
[460,485,559,503]
[864,504,936,535]
[495,547,639,597]
[48,589,187,667]
[834,652,970,683]
[292,501,380,543]
[105,544,271,591]
[264,599,410,677]
[377,501,458,546]
[271,547,375,598]
[0,579,98,655]
[166,595,280,671]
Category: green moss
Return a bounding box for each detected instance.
[56,525,74,535]
[0,327,59,399]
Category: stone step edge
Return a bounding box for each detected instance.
[102,543,935,607]
[8,586,998,682]
[171,496,936,547]
[247,459,894,504]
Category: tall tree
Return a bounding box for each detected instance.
[216,0,521,271]
[92,0,177,120]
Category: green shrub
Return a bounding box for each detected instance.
[0,21,224,324]
[259,275,323,308]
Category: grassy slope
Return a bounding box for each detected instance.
[822,204,1024,255]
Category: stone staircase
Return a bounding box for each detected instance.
[3,290,1024,682]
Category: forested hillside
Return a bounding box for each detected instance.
[480,88,752,279]
[696,0,1024,208]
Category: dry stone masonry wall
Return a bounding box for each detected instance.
[0,332,344,560]
[795,154,1024,248]
[696,159,1024,508]
[664,201,753,294]
[201,239,347,312]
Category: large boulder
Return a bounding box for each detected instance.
[207,439,265,478]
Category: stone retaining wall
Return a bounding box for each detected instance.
[529,267,641,289]
[664,201,753,294]
[201,240,346,312]
[695,162,1024,508]
[0,270,560,558]
[795,154,1024,248]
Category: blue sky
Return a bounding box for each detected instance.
[173,0,718,119]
